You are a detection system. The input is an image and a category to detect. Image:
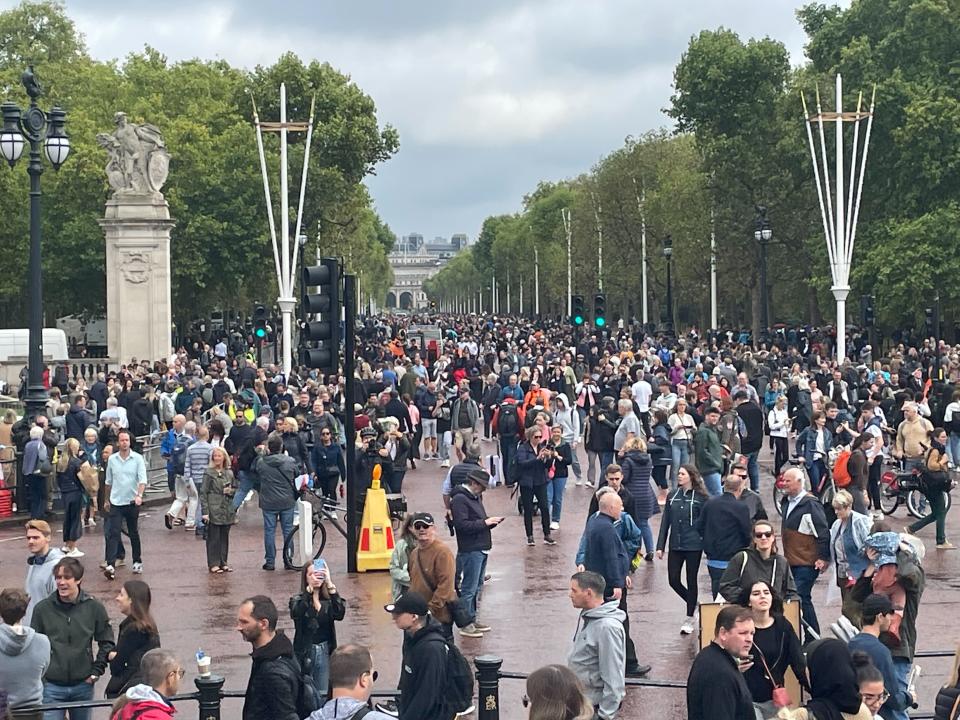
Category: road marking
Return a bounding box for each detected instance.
[0,535,25,543]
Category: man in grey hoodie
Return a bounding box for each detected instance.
[567,571,626,720]
[23,519,64,627]
[309,644,394,720]
[0,588,50,716]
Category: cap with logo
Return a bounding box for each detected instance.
[384,591,429,616]
[409,512,435,526]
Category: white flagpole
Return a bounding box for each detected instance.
[710,207,717,330]
[634,179,648,325]
[252,97,282,285]
[290,94,317,280]
[561,208,572,317]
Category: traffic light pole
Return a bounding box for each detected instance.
[343,273,359,574]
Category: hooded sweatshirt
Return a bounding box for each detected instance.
[0,623,50,708]
[553,394,581,443]
[113,683,176,720]
[24,546,64,626]
[568,601,626,720]
[309,696,394,720]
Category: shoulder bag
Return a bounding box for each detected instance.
[414,548,472,628]
[755,643,790,708]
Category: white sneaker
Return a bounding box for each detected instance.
[680,617,695,635]
[66,548,85,558]
[550,521,560,531]
[132,562,143,574]
[575,480,584,486]
[86,518,96,528]
[441,459,450,468]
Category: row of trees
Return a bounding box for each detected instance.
[426,0,960,337]
[0,0,399,330]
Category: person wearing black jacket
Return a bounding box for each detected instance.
[515,426,556,546]
[734,393,765,492]
[105,580,160,698]
[311,429,346,503]
[586,397,619,480]
[65,395,95,442]
[238,595,307,720]
[225,414,267,511]
[697,475,752,598]
[546,424,573,530]
[281,418,312,475]
[385,592,452,720]
[289,564,346,704]
[686,605,756,720]
[450,470,502,638]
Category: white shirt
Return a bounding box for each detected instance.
[767,408,790,438]
[631,379,652,412]
[667,412,696,442]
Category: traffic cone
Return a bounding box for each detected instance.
[357,464,395,572]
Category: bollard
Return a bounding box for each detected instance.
[475,655,503,720]
[195,674,224,720]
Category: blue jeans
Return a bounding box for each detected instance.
[703,472,722,496]
[43,680,94,720]
[262,507,295,567]
[232,470,256,510]
[600,451,615,479]
[636,517,654,555]
[745,451,760,492]
[888,658,911,720]
[457,550,487,622]
[808,459,827,495]
[671,441,690,489]
[305,640,330,705]
[546,475,567,522]
[949,433,960,466]
[791,564,820,636]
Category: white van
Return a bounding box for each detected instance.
[0,328,70,364]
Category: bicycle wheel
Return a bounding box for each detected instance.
[283,517,327,569]
[906,489,952,519]
[878,484,900,516]
[772,485,786,516]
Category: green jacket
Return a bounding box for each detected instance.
[200,467,238,525]
[694,422,724,475]
[31,590,114,684]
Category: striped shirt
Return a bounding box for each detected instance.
[184,440,213,485]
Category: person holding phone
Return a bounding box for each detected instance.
[289,559,345,705]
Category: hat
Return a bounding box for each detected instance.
[465,467,490,486]
[704,405,721,415]
[384,591,429,616]
[360,426,378,439]
[409,512,435,526]
[861,593,895,617]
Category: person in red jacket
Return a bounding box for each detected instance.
[110,648,181,719]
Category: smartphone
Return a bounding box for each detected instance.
[312,558,328,581]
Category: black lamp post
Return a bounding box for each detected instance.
[1,67,71,420]
[754,206,773,337]
[662,234,674,333]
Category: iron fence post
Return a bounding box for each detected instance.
[195,674,224,720]
[475,655,503,720]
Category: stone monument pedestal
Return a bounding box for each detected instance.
[100,193,175,365]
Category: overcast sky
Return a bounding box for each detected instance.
[9,1,826,241]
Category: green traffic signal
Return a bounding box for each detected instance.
[595,316,605,327]
[574,314,584,326]
[594,292,607,327]
[255,327,267,339]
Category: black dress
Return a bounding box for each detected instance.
[743,614,806,704]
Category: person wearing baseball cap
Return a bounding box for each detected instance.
[382,590,449,719]
[406,512,457,643]
[849,594,913,719]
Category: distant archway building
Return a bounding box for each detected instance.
[386,233,469,310]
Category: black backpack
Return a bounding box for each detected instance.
[440,640,475,715]
[498,403,519,436]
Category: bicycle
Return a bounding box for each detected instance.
[282,486,409,569]
[879,459,954,520]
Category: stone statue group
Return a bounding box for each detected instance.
[96,112,170,195]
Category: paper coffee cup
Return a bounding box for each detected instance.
[197,655,211,678]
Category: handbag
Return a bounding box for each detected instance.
[414,548,472,628]
[755,645,790,708]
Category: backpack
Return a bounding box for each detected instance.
[497,402,519,436]
[832,449,852,487]
[505,443,521,487]
[349,707,371,720]
[440,640,475,715]
[159,393,175,423]
[172,434,195,476]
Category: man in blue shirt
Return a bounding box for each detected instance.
[103,429,147,580]
[849,594,914,720]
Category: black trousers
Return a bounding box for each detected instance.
[868,457,882,509]
[773,436,789,476]
[107,503,141,565]
[667,549,702,617]
[519,484,551,539]
[206,523,231,568]
[606,586,638,668]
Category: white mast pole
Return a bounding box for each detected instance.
[710,207,718,330]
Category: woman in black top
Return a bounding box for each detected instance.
[106,580,160,697]
[290,561,346,704]
[311,427,346,502]
[56,438,85,556]
[739,580,806,715]
[516,425,556,546]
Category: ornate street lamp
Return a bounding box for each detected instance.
[662,234,674,333]
[1,67,71,420]
[754,206,773,338]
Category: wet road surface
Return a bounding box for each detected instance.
[1,442,959,719]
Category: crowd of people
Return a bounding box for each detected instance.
[1,312,959,720]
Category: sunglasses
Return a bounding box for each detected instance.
[754,531,774,539]
[532,435,542,440]
[320,431,331,435]
[413,522,432,530]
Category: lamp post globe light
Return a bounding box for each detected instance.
[754,206,773,339]
[1,66,71,420]
[662,234,674,334]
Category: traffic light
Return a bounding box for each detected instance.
[253,305,268,340]
[924,307,935,338]
[860,295,875,327]
[571,295,585,326]
[300,257,341,372]
[594,293,607,328]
